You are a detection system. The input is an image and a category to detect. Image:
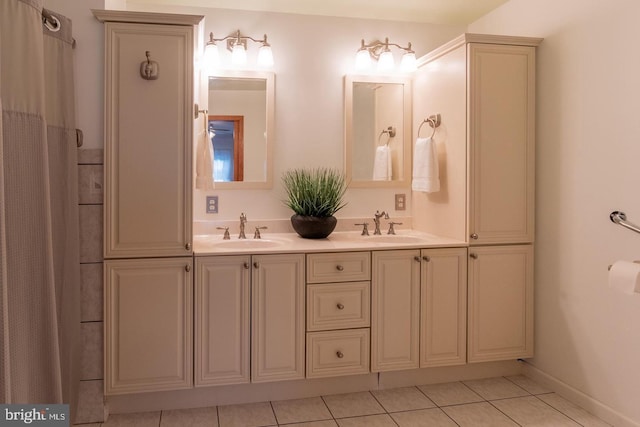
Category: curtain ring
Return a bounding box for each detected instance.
[43,15,61,32]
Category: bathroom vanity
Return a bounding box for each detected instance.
[94,9,540,413]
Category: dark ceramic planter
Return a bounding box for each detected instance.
[290,215,337,239]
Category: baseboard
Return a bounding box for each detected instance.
[522,361,640,427]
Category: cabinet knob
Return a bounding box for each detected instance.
[336,265,344,271]
[422,256,431,262]
[253,262,260,269]
[470,233,479,240]
[414,256,421,262]
[185,242,191,250]
[185,264,191,272]
[336,303,345,310]
[470,253,478,259]
[243,262,250,269]
[336,351,344,359]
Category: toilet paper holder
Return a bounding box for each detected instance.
[608,260,640,270]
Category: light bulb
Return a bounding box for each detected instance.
[257,45,274,68]
[231,43,247,66]
[203,43,219,75]
[355,49,372,72]
[400,52,417,72]
[377,50,394,72]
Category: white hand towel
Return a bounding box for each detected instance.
[195,129,215,190]
[412,137,440,193]
[372,145,392,181]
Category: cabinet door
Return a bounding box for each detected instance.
[104,257,193,395]
[104,22,193,258]
[195,256,250,386]
[420,247,467,367]
[468,245,534,362]
[251,253,305,382]
[468,43,535,245]
[371,250,421,372]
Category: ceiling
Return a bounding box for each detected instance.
[128,0,510,25]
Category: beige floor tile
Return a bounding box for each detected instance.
[537,394,611,426]
[417,381,484,406]
[271,397,332,424]
[160,406,218,427]
[505,375,552,395]
[284,421,338,427]
[371,387,436,413]
[217,401,276,427]
[322,392,385,419]
[336,414,396,427]
[390,408,458,427]
[442,402,518,426]
[102,411,160,427]
[491,396,581,426]
[463,377,530,400]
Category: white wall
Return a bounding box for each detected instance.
[469,0,640,424]
[127,2,465,221]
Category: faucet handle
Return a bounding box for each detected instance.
[254,226,267,239]
[216,226,230,240]
[387,222,403,235]
[355,223,370,236]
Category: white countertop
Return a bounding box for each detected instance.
[193,229,467,256]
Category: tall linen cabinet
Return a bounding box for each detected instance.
[413,34,541,363]
[93,10,203,395]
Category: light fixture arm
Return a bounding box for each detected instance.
[358,37,414,60]
[206,30,270,53]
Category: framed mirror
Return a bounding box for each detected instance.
[208,70,274,189]
[344,75,411,188]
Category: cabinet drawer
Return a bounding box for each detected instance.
[307,282,370,331]
[307,252,371,283]
[306,329,370,378]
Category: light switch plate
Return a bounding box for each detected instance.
[206,196,218,214]
[395,193,406,211]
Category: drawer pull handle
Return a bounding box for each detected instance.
[336,351,344,358]
[336,303,345,310]
[336,265,344,271]
[470,233,479,240]
[185,242,191,250]
[470,253,478,259]
[185,264,191,272]
[243,262,250,269]
[253,262,260,268]
[422,256,431,262]
[414,256,421,262]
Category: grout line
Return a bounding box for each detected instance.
[268,401,279,425]
[486,399,525,427]
[157,410,162,427]
[533,394,589,426]
[320,396,337,420]
[215,405,220,427]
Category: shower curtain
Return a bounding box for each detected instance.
[0,0,80,414]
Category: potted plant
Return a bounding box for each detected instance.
[282,167,348,239]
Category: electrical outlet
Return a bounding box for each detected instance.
[206,196,219,214]
[395,193,406,211]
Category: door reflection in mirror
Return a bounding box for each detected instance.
[208,115,244,182]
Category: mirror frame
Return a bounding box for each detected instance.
[208,70,275,189]
[344,74,412,188]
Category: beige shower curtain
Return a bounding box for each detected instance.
[0,0,80,413]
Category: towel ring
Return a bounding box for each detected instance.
[378,126,396,146]
[418,113,441,139]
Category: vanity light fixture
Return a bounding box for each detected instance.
[204,30,273,72]
[355,38,417,73]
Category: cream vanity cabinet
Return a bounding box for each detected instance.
[195,254,305,385]
[306,252,371,378]
[414,34,541,363]
[94,10,203,395]
[371,248,466,372]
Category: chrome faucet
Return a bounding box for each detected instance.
[373,210,390,235]
[239,212,247,239]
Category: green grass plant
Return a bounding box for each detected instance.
[282,168,348,217]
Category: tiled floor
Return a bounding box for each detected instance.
[80,376,611,427]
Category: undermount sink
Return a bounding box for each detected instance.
[210,239,285,249]
[367,235,425,244]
